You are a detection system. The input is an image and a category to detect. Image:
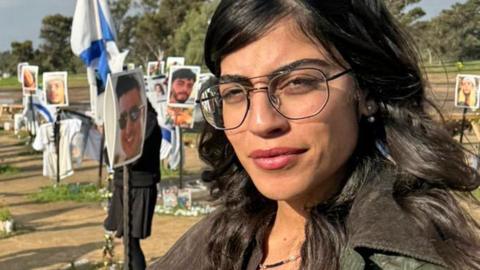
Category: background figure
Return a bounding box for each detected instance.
[105,100,161,270]
[23,68,36,90]
[46,77,66,105]
[169,68,196,104]
[456,76,478,109]
[115,75,146,165]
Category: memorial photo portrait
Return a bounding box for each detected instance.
[43,72,69,107]
[167,65,200,106]
[22,65,39,94]
[455,74,480,110]
[112,70,147,167]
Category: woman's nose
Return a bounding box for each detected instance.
[246,90,289,138]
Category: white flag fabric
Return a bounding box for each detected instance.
[70,0,127,124]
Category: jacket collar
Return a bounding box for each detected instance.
[346,168,447,267]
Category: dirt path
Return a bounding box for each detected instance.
[0,131,202,269]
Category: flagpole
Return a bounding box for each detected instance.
[28,93,36,141]
[54,108,62,186]
[98,130,105,188]
[179,128,183,189]
[123,165,131,270]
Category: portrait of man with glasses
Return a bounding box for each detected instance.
[113,72,147,165]
[105,70,161,269]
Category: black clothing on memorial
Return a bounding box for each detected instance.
[104,100,161,239]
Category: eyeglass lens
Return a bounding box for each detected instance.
[119,105,142,130]
[199,68,329,130]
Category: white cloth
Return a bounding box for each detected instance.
[84,127,103,161]
[32,119,82,181]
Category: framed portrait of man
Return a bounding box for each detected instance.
[166,57,185,74]
[167,65,201,107]
[17,62,29,83]
[21,65,39,95]
[43,72,69,107]
[455,74,480,110]
[104,69,147,168]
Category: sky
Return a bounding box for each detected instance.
[0,0,469,52]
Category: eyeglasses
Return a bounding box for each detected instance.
[118,105,144,130]
[196,67,352,130]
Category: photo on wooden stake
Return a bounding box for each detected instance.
[17,62,29,83]
[43,72,69,107]
[455,74,480,110]
[104,69,147,168]
[166,65,201,106]
[21,65,39,95]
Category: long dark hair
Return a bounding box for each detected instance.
[199,0,480,269]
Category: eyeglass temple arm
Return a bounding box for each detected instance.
[327,69,352,81]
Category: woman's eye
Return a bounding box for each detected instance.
[277,77,322,94]
[221,88,246,103]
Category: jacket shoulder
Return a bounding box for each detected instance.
[368,253,447,270]
[341,248,446,270]
[148,214,215,270]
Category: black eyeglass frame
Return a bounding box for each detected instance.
[196,67,352,130]
[118,104,145,130]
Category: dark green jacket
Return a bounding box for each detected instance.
[149,172,448,270]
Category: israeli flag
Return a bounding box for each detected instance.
[159,125,183,170]
[70,0,127,124]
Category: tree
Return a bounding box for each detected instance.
[109,0,133,40]
[129,0,206,64]
[415,0,479,62]
[0,50,14,75]
[10,40,35,64]
[171,0,219,66]
[38,14,76,71]
[384,0,426,27]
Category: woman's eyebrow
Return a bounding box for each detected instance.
[219,58,332,83]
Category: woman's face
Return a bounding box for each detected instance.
[461,79,474,95]
[220,20,360,205]
[47,79,65,104]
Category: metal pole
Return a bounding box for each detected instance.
[98,129,105,188]
[460,107,468,144]
[179,128,183,189]
[28,93,36,138]
[122,166,130,270]
[54,109,61,186]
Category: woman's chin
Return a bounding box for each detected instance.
[255,182,306,202]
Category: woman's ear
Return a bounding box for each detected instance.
[362,99,378,117]
[356,90,378,120]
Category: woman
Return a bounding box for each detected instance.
[456,76,478,109]
[150,0,480,269]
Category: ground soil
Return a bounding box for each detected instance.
[0,131,204,270]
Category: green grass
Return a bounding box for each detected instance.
[29,183,103,203]
[0,164,20,175]
[0,76,18,88]
[422,60,480,74]
[0,208,12,221]
[0,73,88,90]
[160,165,200,179]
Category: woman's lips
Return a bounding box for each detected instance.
[249,147,307,170]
